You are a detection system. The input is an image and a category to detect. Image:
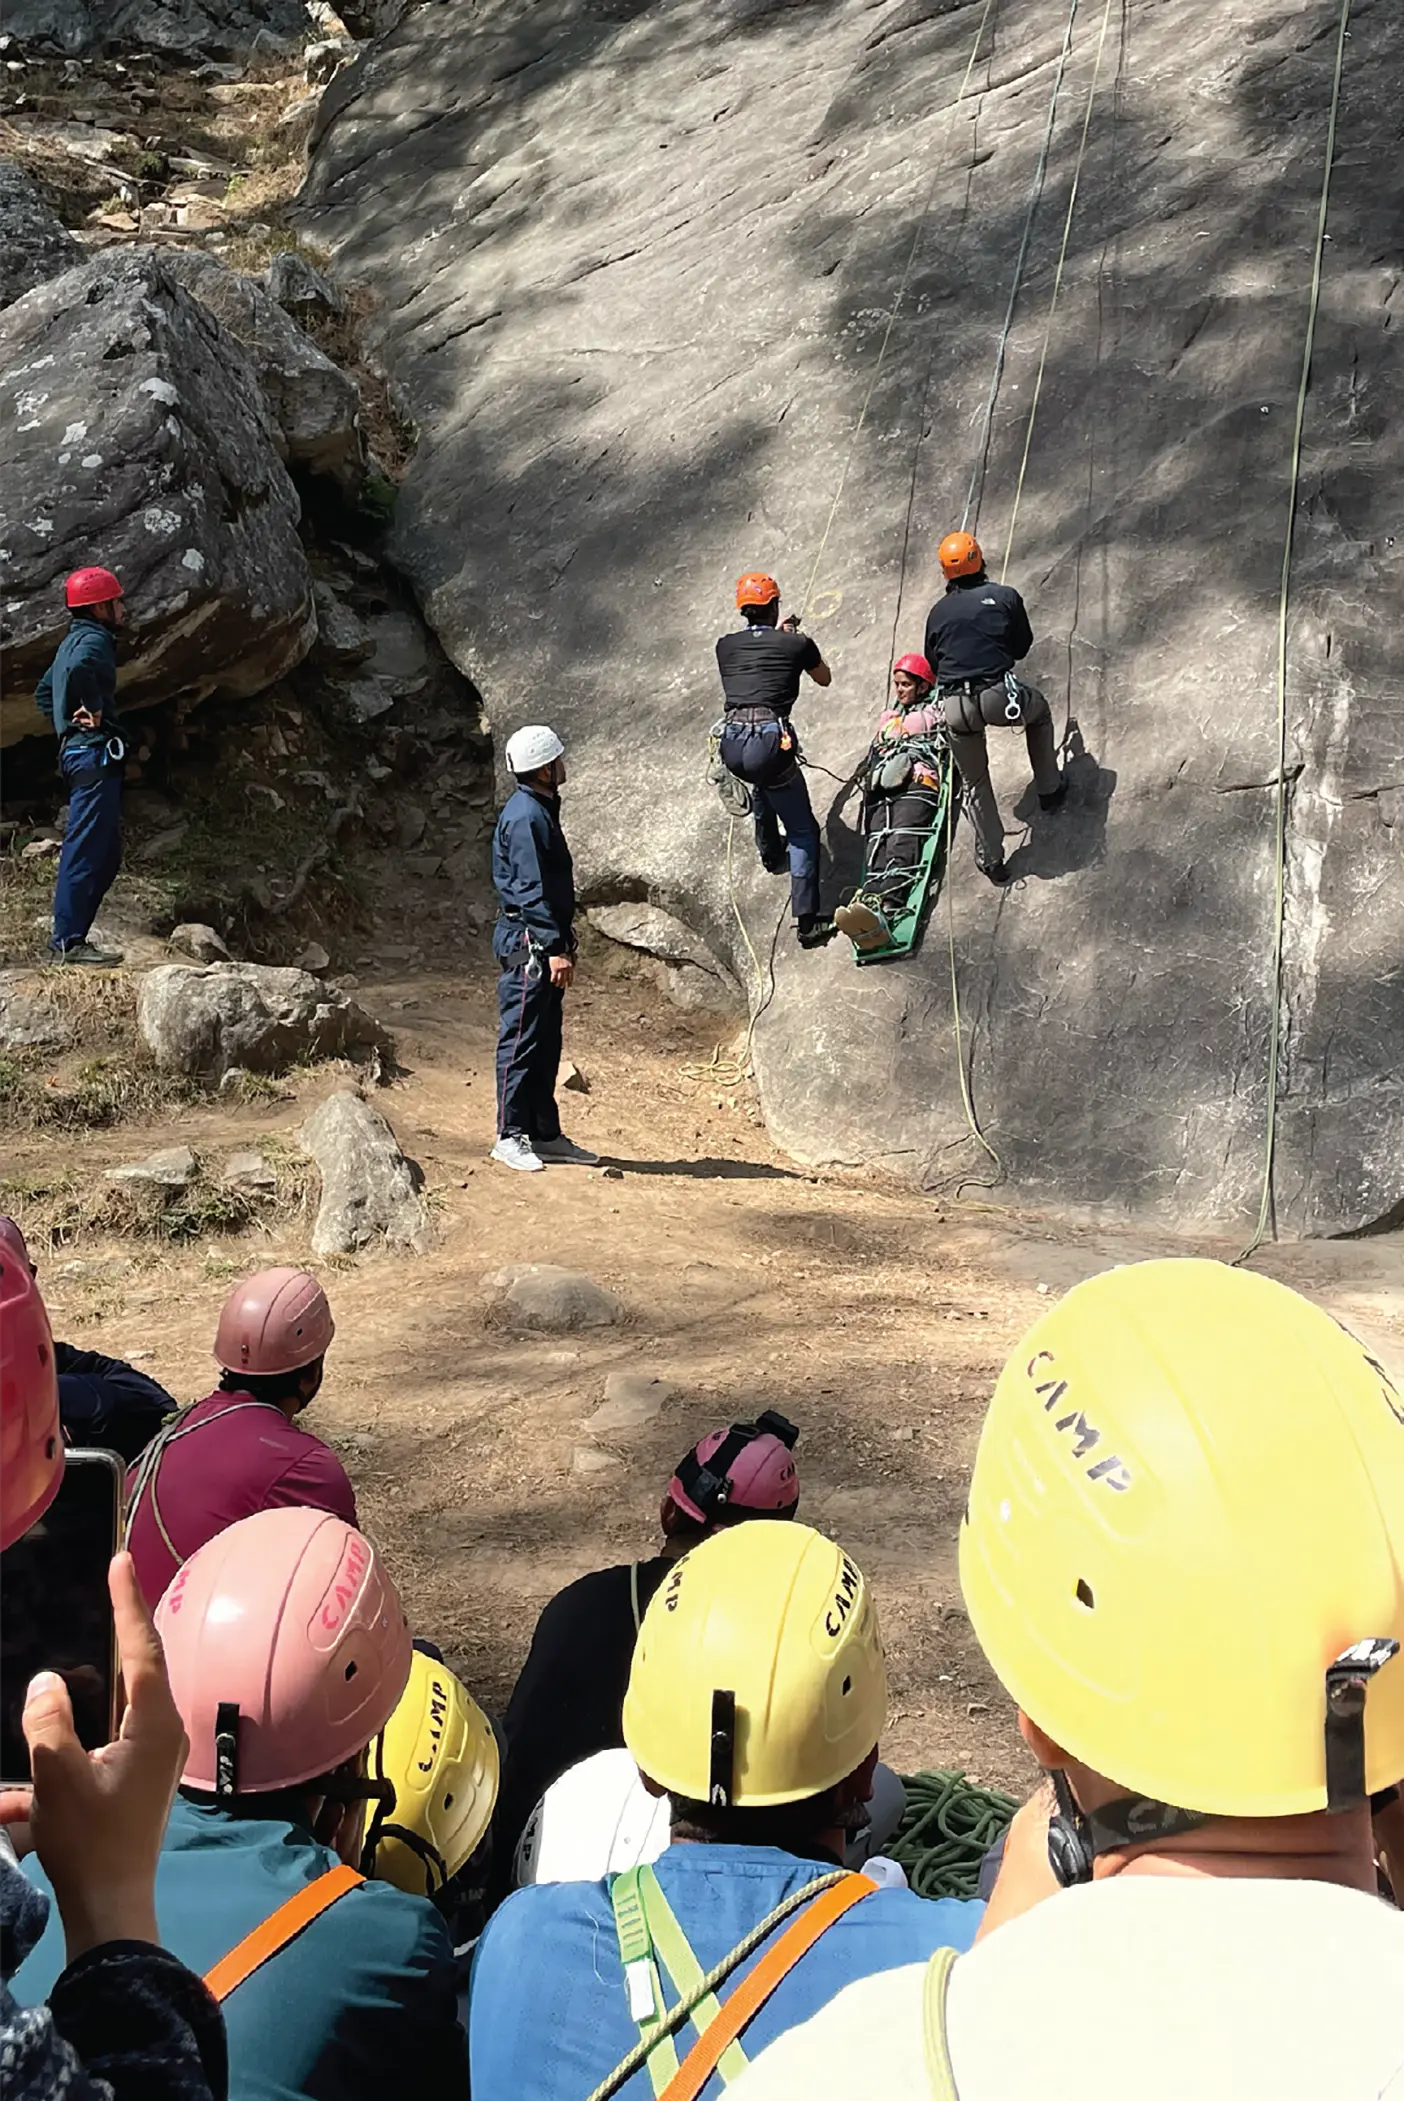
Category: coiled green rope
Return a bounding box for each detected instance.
[890,1770,1017,1901]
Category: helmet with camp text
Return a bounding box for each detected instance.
[622,1520,886,1807]
[363,1649,499,1895]
[157,1506,412,1797]
[960,1258,1404,1820]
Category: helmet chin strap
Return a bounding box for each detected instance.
[1045,1769,1211,1888]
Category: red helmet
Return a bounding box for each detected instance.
[937,532,983,581]
[65,566,124,609]
[668,1412,800,1527]
[735,571,781,611]
[893,653,934,687]
[1,1236,63,1552]
[214,1267,334,1378]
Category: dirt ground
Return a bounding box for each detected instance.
[10,925,1404,1802]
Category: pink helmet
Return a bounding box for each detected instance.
[157,1506,412,1797]
[214,1267,334,1378]
[893,653,934,687]
[65,566,123,609]
[668,1411,800,1527]
[1,1238,62,1552]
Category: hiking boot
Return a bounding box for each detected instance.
[53,939,124,966]
[834,900,891,952]
[491,1134,545,1173]
[534,1134,600,1166]
[795,914,838,950]
[981,861,1011,887]
[1039,780,1069,812]
[759,849,789,876]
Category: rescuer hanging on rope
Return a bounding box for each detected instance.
[715,573,837,949]
[924,533,1066,885]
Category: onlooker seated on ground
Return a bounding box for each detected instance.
[125,1268,355,1609]
[718,1259,1404,2101]
[490,1413,802,1898]
[469,1521,981,2100]
[0,1224,227,2101]
[15,1505,471,2099]
[834,654,948,954]
[1,1217,177,1464]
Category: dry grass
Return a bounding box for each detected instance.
[0,1139,317,1251]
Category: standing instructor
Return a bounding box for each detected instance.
[491,725,598,1173]
[39,566,128,965]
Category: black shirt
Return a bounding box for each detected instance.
[489,1554,672,1902]
[923,577,1034,683]
[715,626,821,716]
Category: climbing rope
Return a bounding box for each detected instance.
[678,813,788,1090]
[889,1770,1017,1900]
[1238,0,1353,1264]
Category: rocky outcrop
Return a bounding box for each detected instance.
[157,248,365,496]
[483,1265,624,1333]
[0,252,314,748]
[302,0,1404,1235]
[300,1088,433,1254]
[0,976,73,1051]
[0,164,81,311]
[138,961,392,1078]
[4,0,312,58]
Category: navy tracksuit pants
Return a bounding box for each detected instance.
[52,750,123,953]
[496,959,564,1143]
[719,721,821,920]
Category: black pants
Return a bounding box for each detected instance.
[495,959,564,1142]
[866,785,943,888]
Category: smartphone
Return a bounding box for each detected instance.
[0,1448,123,1786]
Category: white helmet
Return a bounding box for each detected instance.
[505,724,565,775]
[514,1748,671,1887]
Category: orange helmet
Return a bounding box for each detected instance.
[938,532,984,580]
[735,572,780,611]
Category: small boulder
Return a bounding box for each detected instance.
[300,1089,434,1255]
[484,1264,624,1333]
[168,922,230,964]
[0,162,81,311]
[266,249,344,321]
[294,941,331,974]
[106,1145,197,1190]
[0,975,72,1050]
[221,1149,278,1191]
[312,583,375,666]
[561,1060,589,1094]
[588,1372,675,1431]
[138,962,393,1079]
[571,1444,620,1478]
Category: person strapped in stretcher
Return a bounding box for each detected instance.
[834,655,950,955]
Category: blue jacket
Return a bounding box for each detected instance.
[467,1844,981,2101]
[35,616,119,758]
[55,1341,178,1464]
[15,1795,468,2101]
[492,785,575,959]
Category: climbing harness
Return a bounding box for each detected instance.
[590,1868,874,2101]
[203,1864,363,2002]
[1239,0,1353,1263]
[888,1769,1018,1901]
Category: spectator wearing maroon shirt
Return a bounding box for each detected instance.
[125,1269,356,1610]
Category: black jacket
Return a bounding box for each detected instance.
[924,576,1033,683]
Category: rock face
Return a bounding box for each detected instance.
[158,248,365,496]
[0,975,73,1051]
[0,164,81,311]
[484,1265,624,1333]
[300,1089,433,1255]
[4,0,312,58]
[138,962,392,1078]
[0,252,314,748]
[302,0,1404,1235]
[106,1145,198,1190]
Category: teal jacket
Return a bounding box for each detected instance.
[15,1794,470,2101]
[35,615,119,758]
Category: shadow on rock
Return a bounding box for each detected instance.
[1006,720,1116,884]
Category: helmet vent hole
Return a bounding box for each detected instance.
[443,1792,454,1809]
[1075,1579,1095,1610]
[344,1661,358,1680]
[841,1675,852,1696]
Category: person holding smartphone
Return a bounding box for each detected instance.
[0,1235,227,2101]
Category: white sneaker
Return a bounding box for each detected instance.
[491,1135,544,1173]
[534,1134,601,1166]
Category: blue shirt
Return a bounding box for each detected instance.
[492,784,575,957]
[468,1843,981,2101]
[14,1795,469,2101]
[35,616,119,757]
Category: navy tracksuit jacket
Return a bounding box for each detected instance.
[492,785,576,1142]
[36,617,124,953]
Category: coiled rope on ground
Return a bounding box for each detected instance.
[890,1769,1018,1900]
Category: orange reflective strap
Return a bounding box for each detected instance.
[657,1874,874,2101]
[203,1864,364,2003]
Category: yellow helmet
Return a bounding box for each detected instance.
[362,1650,500,1895]
[959,1258,1404,1820]
[622,1521,886,1808]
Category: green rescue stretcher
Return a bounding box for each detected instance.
[841,731,954,965]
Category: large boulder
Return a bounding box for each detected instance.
[301,0,1404,1236]
[0,252,314,748]
[0,163,81,311]
[157,248,366,496]
[3,0,312,58]
[300,1089,433,1255]
[138,962,392,1078]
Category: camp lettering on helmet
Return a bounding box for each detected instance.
[321,1534,370,1633]
[662,1564,685,1613]
[823,1556,862,1640]
[416,1678,449,1775]
[1027,1350,1132,1492]
[165,1564,190,1614]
